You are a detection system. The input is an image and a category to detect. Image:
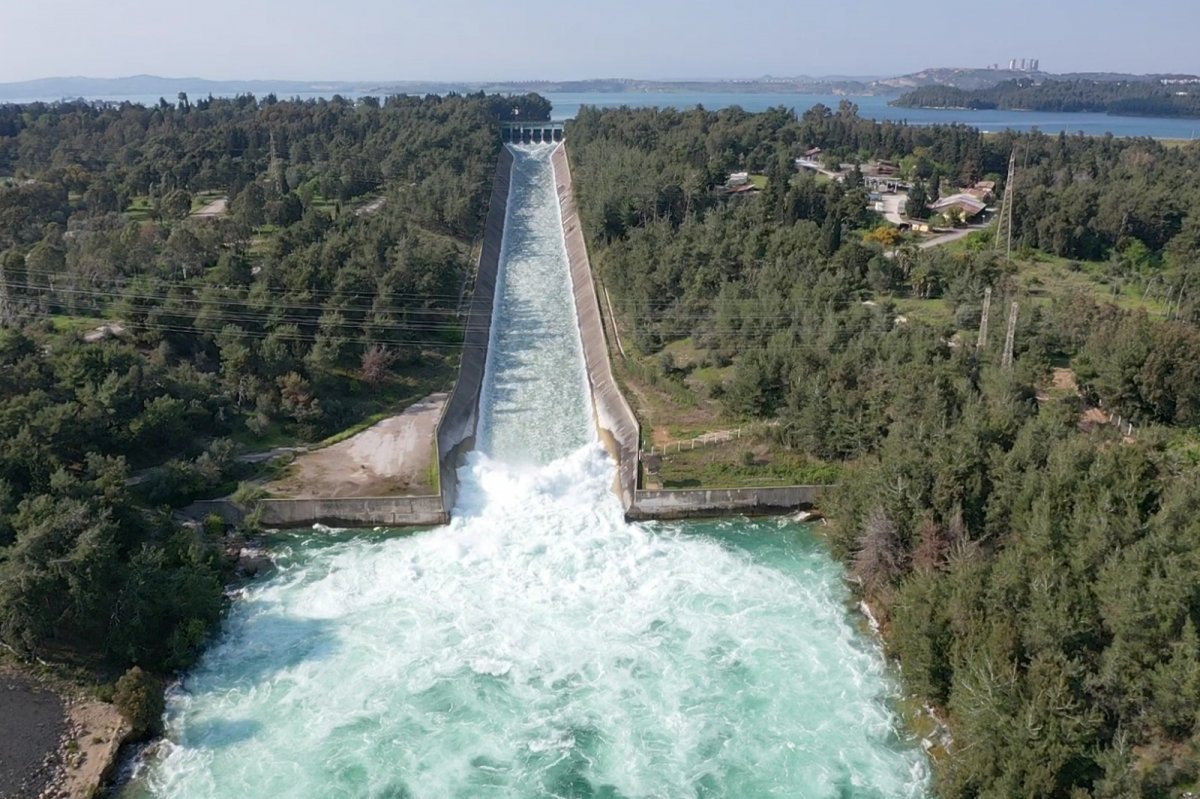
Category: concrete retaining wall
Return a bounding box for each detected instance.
[551,144,642,509]
[435,147,515,515]
[256,496,447,529]
[627,486,828,521]
[241,149,515,531]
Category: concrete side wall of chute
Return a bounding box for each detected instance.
[551,143,641,510]
[435,146,515,514]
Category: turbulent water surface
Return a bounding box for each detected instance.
[122,145,929,798]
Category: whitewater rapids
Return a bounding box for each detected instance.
[123,144,929,798]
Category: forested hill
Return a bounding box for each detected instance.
[568,103,1200,797]
[894,78,1200,118]
[0,92,545,689]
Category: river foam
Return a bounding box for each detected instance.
[124,144,929,798]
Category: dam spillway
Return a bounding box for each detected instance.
[122,144,930,798]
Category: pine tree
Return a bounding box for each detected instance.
[907,180,931,220]
[820,211,842,257]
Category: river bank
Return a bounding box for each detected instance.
[0,673,64,798]
[0,671,129,799]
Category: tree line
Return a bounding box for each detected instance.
[0,93,536,679]
[568,102,1200,797]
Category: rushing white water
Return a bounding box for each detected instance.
[123,144,929,798]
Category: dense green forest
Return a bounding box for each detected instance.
[569,103,1200,797]
[0,92,546,677]
[895,78,1200,118]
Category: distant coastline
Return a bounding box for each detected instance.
[5,74,1200,139]
[4,67,1199,104]
[893,78,1200,120]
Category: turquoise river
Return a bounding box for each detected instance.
[118,144,930,798]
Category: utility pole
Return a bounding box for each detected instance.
[269,131,287,195]
[1002,301,1019,369]
[995,150,1017,260]
[0,264,13,328]
[976,287,993,351]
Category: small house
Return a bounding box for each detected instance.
[726,183,760,196]
[931,193,988,220]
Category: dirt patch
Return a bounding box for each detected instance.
[1079,406,1111,433]
[1052,367,1079,392]
[268,393,446,498]
[82,323,127,344]
[0,674,65,799]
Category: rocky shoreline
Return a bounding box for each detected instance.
[0,673,129,799]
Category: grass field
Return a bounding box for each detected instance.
[649,433,843,489]
[889,247,1173,333]
[48,314,102,334]
[125,196,154,222]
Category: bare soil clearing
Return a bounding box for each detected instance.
[268,393,446,498]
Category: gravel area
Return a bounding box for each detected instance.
[0,675,66,799]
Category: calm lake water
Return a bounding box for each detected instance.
[544,91,1200,138]
[5,88,1198,139]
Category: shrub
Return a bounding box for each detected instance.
[113,667,166,740]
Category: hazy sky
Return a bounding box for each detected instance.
[1,0,1197,82]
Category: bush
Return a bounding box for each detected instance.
[954,303,982,330]
[113,666,166,740]
[203,513,227,537]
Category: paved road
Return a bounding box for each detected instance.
[795,158,845,181]
[918,226,984,249]
[192,197,227,218]
[879,193,907,226]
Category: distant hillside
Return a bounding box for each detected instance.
[0,75,371,101]
[369,77,882,95]
[894,78,1200,118]
[872,67,1044,92]
[869,67,1196,93]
